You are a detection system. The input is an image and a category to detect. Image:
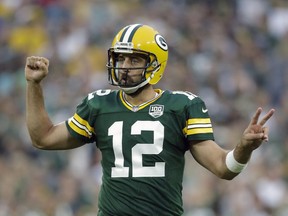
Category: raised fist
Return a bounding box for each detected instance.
[25,56,49,83]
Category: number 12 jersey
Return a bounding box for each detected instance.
[66,89,214,216]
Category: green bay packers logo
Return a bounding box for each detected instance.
[149,104,164,118]
[155,34,168,51]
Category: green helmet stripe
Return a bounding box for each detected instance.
[119,24,142,43]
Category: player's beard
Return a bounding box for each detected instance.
[119,70,143,87]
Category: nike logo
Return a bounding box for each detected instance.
[202,107,208,113]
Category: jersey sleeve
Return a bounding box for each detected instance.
[184,97,214,141]
[65,95,96,143]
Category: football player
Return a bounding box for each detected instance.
[25,24,275,215]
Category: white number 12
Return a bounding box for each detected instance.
[108,121,165,178]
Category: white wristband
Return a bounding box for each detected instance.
[225,150,247,173]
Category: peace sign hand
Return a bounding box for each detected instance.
[240,107,275,151]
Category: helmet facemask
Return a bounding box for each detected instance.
[107,47,160,94]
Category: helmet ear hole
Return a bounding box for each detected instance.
[151,59,158,68]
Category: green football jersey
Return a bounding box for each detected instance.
[66,89,214,216]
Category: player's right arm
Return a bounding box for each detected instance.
[25,56,85,150]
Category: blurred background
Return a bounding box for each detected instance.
[0,0,288,215]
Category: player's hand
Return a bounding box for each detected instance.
[240,107,275,151]
[25,56,49,83]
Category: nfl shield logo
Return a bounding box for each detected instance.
[149,105,164,118]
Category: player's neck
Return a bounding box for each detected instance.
[123,85,157,106]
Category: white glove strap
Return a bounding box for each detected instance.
[225,149,247,173]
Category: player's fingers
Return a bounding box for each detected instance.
[26,56,34,66]
[26,56,48,71]
[34,57,49,70]
[37,58,48,70]
[26,56,39,68]
[258,109,275,126]
[249,107,262,126]
[41,57,49,66]
[262,126,269,134]
[244,132,264,141]
[262,126,269,141]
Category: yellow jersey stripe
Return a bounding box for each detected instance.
[183,118,213,136]
[68,118,91,138]
[119,92,131,110]
[186,128,213,135]
[188,118,211,124]
[73,113,94,133]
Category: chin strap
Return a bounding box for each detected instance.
[121,78,150,94]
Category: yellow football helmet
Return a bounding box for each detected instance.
[107,24,168,94]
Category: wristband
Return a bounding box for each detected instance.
[225,150,247,173]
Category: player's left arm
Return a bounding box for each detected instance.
[189,107,275,180]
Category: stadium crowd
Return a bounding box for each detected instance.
[0,0,287,215]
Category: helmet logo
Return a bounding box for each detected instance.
[155,34,168,51]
